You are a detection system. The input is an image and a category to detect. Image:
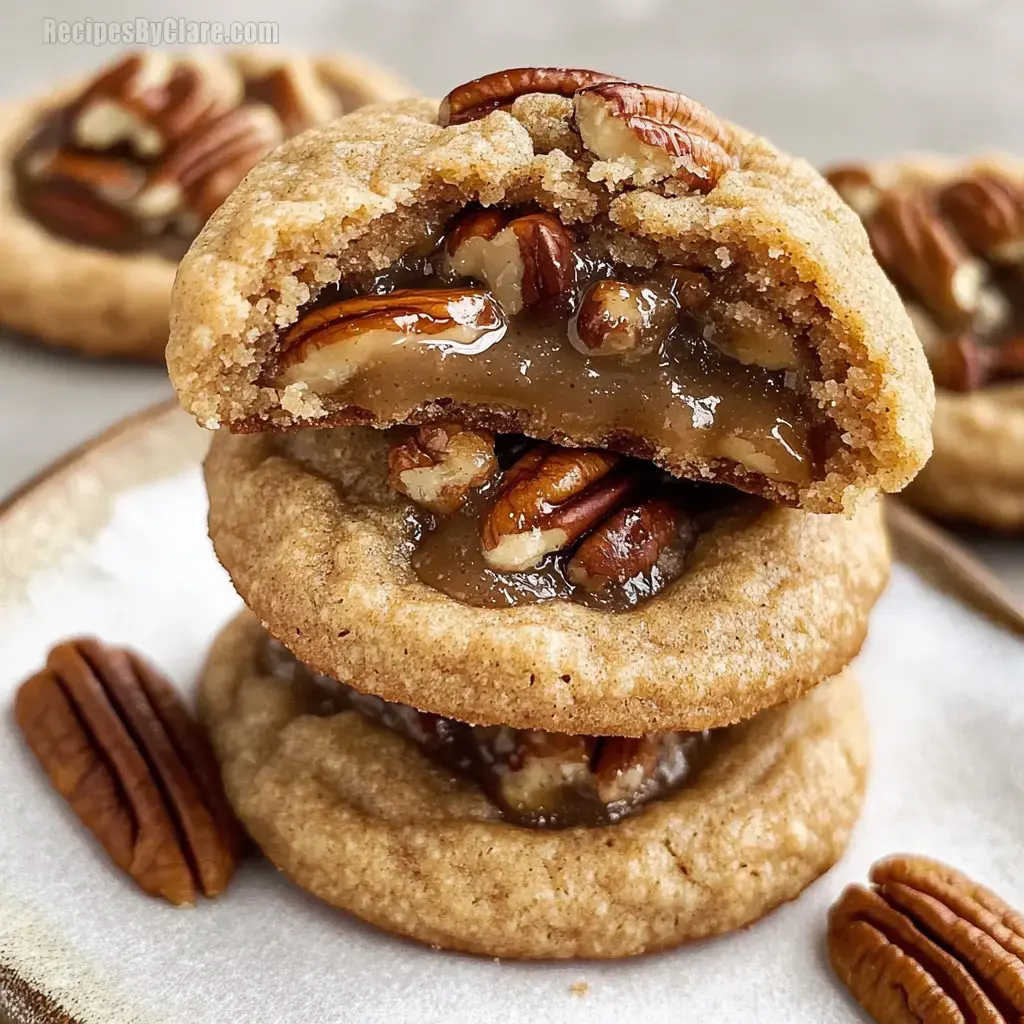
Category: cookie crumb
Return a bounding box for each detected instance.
[570,981,589,997]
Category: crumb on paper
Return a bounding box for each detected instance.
[570,981,589,997]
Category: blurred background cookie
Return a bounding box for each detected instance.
[201,610,869,959]
[0,49,408,359]
[827,157,1024,530]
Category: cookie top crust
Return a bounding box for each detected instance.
[168,71,933,514]
[204,424,890,734]
[200,610,869,959]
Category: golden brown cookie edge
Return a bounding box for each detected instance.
[203,426,890,734]
[201,609,869,959]
[166,93,933,510]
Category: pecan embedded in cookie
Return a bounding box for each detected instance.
[826,161,1024,393]
[390,430,713,611]
[12,51,347,255]
[169,68,933,513]
[262,635,718,828]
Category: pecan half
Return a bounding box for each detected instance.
[567,499,694,591]
[993,336,1024,382]
[826,163,883,218]
[591,735,664,804]
[867,190,987,326]
[445,208,576,314]
[573,82,737,190]
[445,207,510,254]
[938,172,1024,263]
[499,732,593,815]
[136,106,284,226]
[928,335,997,392]
[18,150,145,247]
[22,186,137,247]
[438,67,622,126]
[570,279,672,357]
[71,54,239,157]
[246,61,341,136]
[276,288,507,392]
[388,422,498,514]
[480,445,634,571]
[24,149,145,204]
[14,639,244,906]
[828,853,1024,1024]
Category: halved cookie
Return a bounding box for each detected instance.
[169,68,932,512]
[201,610,869,960]
[0,49,409,359]
[205,423,890,735]
[827,156,1024,529]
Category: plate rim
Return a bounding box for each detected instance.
[1,397,188,1024]
[0,398,180,521]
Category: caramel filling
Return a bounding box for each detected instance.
[402,437,735,611]
[267,210,825,489]
[263,636,718,828]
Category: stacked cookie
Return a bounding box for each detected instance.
[169,69,933,958]
[827,158,1024,529]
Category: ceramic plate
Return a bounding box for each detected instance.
[1,403,1022,1024]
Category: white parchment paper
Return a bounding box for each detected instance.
[1,467,1022,1024]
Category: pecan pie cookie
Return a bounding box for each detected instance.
[173,69,909,955]
[169,69,934,513]
[204,423,889,734]
[827,156,1024,529]
[200,610,869,959]
[0,49,408,359]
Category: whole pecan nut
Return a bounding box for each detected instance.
[828,853,1024,1024]
[14,639,244,906]
[438,67,623,126]
[445,208,576,314]
[388,422,498,514]
[573,82,737,190]
[480,444,634,571]
[567,499,695,591]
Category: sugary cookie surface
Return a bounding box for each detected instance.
[262,634,716,828]
[169,67,933,513]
